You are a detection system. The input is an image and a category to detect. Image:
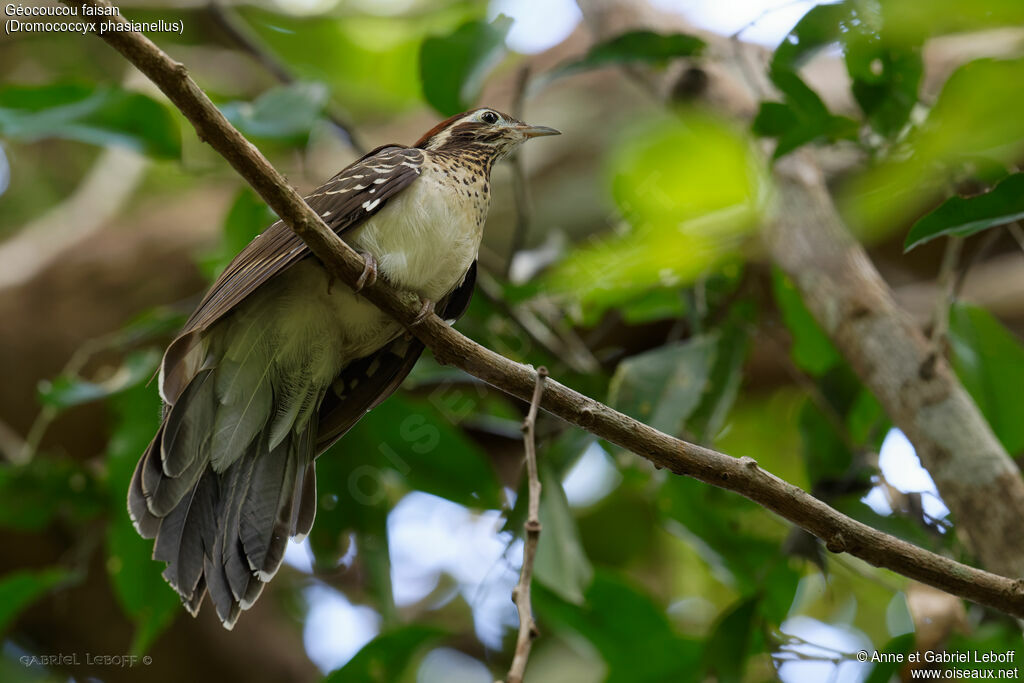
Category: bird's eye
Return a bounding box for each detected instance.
[480,110,499,124]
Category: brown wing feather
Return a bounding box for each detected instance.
[160,145,425,403]
[183,145,424,335]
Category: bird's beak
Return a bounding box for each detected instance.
[518,124,561,138]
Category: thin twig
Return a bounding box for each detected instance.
[506,65,533,280]
[70,0,1024,619]
[929,235,962,346]
[506,366,547,683]
[207,0,365,153]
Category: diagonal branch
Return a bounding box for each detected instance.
[505,366,547,683]
[67,0,1024,619]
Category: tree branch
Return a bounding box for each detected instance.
[68,0,1024,619]
[505,366,547,683]
[768,152,1024,580]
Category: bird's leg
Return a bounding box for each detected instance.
[410,298,436,326]
[353,251,378,293]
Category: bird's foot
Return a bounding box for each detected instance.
[353,251,378,293]
[410,298,435,327]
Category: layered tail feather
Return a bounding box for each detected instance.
[128,347,320,629]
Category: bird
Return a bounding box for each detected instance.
[127,107,559,628]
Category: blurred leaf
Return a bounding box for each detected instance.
[311,394,501,567]
[323,625,443,682]
[881,0,1024,42]
[534,571,701,683]
[548,113,764,315]
[660,475,799,619]
[577,483,657,567]
[700,596,760,683]
[358,395,502,509]
[608,334,716,436]
[0,84,179,158]
[771,2,846,74]
[904,173,1024,251]
[845,57,1024,236]
[688,305,754,443]
[864,633,915,683]
[37,349,160,412]
[116,307,188,346]
[799,399,853,487]
[419,16,512,116]
[220,82,328,145]
[105,383,179,654]
[948,303,1024,455]
[945,623,1024,672]
[772,268,841,375]
[534,463,594,604]
[0,568,74,633]
[0,457,104,531]
[244,8,479,116]
[618,288,688,324]
[545,31,704,83]
[845,31,922,138]
[200,187,277,280]
[772,0,921,139]
[755,70,858,158]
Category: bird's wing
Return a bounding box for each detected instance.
[314,261,478,454]
[160,144,425,404]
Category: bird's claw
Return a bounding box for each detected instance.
[353,252,378,293]
[411,298,435,326]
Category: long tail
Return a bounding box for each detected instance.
[128,362,319,628]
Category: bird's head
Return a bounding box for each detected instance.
[415,107,560,160]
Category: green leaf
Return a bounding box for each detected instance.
[948,303,1024,455]
[200,188,277,280]
[799,399,853,487]
[846,57,1024,237]
[659,475,799,618]
[323,625,443,682]
[547,114,763,313]
[688,307,753,443]
[771,3,847,75]
[846,33,922,138]
[105,383,180,653]
[905,173,1024,250]
[534,462,594,604]
[700,597,761,683]
[864,633,915,683]
[419,16,512,116]
[534,571,701,683]
[37,349,160,412]
[0,84,180,158]
[220,82,329,145]
[757,70,858,158]
[0,457,105,531]
[0,568,74,633]
[545,31,704,83]
[608,335,717,436]
[357,395,502,509]
[310,394,502,567]
[771,268,841,376]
